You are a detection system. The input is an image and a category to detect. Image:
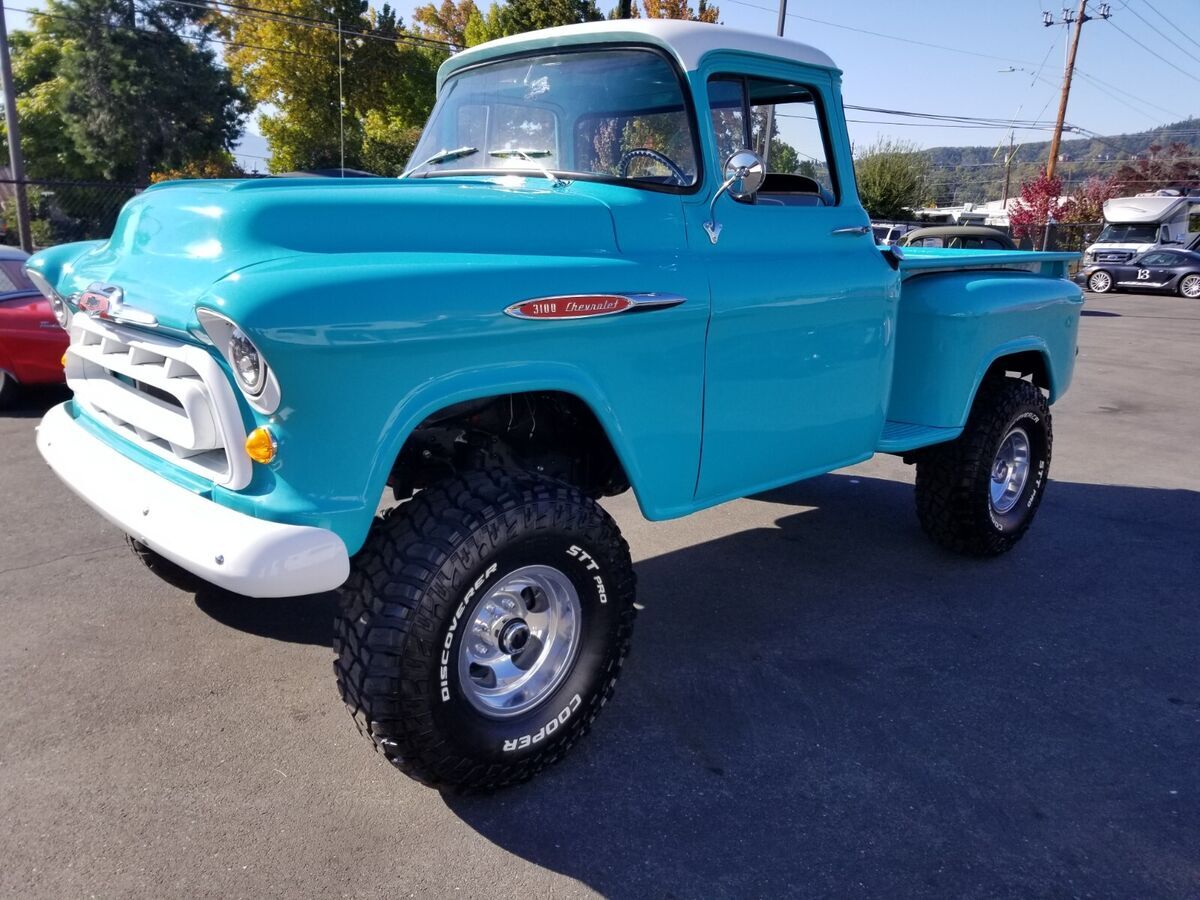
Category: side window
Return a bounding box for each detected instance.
[706,75,838,205]
[1139,252,1168,266]
[1156,252,1183,266]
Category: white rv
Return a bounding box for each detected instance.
[1083,190,1200,265]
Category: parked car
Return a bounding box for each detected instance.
[0,246,68,407]
[871,222,919,245]
[1075,247,1200,298]
[900,225,1017,251]
[26,19,1083,791]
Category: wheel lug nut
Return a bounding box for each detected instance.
[501,597,517,611]
[473,642,489,656]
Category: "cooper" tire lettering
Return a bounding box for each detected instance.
[440,562,498,702]
[502,694,582,752]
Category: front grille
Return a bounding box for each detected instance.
[65,315,251,489]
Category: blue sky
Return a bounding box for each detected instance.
[10,0,1200,168]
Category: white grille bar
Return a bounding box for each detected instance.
[65,315,252,489]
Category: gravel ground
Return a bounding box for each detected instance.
[1,290,1197,899]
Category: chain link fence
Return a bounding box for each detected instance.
[0,179,145,249]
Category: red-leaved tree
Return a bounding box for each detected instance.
[1059,174,1123,225]
[1008,170,1069,248]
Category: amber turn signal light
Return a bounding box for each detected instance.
[61,352,68,367]
[244,426,277,464]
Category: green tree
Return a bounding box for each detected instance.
[221,0,442,173]
[415,0,600,46]
[853,137,930,220]
[3,0,246,183]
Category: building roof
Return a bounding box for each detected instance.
[438,19,839,91]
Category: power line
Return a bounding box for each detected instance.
[1072,66,1186,120]
[155,0,457,51]
[1116,0,1200,72]
[1136,0,1200,53]
[720,0,1040,67]
[7,4,324,58]
[1106,17,1200,85]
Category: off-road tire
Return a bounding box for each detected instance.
[915,377,1052,557]
[334,469,637,792]
[127,535,207,592]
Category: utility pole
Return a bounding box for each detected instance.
[1044,1,1111,181]
[759,0,787,166]
[1001,131,1016,206]
[0,3,32,252]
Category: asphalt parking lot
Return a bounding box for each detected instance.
[1,290,1198,899]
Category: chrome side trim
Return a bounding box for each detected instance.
[504,292,686,320]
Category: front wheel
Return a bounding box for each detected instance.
[334,469,636,791]
[1087,270,1114,293]
[915,378,1052,556]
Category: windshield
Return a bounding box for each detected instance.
[1096,224,1159,244]
[408,49,699,189]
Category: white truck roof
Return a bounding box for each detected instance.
[437,19,839,91]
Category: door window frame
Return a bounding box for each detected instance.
[704,72,842,206]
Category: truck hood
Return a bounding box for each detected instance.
[33,177,621,332]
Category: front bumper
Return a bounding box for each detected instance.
[37,403,350,598]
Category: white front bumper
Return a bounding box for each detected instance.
[37,403,350,598]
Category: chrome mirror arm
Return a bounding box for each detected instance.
[703,168,748,245]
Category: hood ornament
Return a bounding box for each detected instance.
[73,282,158,327]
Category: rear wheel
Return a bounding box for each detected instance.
[1087,270,1113,293]
[1178,273,1200,299]
[334,469,636,791]
[915,378,1052,556]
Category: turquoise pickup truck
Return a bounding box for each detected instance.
[28,19,1081,790]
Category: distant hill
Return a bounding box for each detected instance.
[922,117,1200,206]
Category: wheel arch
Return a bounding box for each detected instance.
[364,365,656,524]
[963,340,1057,424]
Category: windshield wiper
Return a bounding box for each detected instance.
[400,146,478,179]
[487,149,568,189]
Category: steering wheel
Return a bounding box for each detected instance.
[618,148,688,185]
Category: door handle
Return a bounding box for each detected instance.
[831,225,871,236]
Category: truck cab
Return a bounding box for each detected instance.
[27,20,1082,791]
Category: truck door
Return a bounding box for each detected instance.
[689,69,898,503]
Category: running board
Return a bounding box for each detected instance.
[876,420,963,453]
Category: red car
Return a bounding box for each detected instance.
[0,247,69,408]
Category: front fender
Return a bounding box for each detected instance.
[203,250,709,553]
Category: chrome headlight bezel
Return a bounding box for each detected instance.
[196,309,281,414]
[25,267,71,328]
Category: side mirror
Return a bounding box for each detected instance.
[703,149,766,244]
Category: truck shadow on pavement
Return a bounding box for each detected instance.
[439,473,1200,899]
[0,384,70,418]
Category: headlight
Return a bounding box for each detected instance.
[26,268,70,328]
[196,308,281,414]
[229,326,265,396]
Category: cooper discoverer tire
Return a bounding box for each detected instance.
[334,469,636,791]
[915,377,1052,557]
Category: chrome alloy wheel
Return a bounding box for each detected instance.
[1088,271,1112,293]
[458,565,582,718]
[1180,274,1200,299]
[989,426,1032,515]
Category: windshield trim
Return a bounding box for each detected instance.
[421,42,706,197]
